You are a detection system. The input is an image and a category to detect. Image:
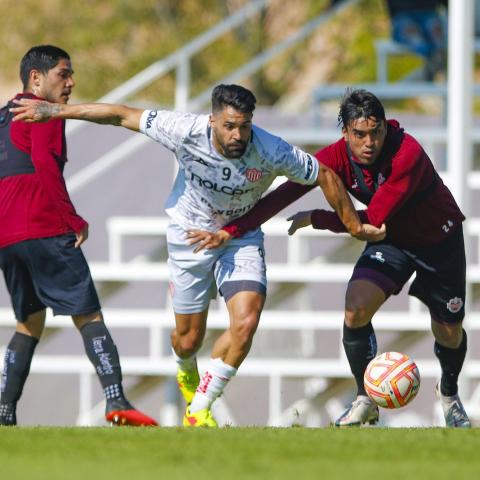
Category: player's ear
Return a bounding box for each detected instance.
[342,127,348,142]
[29,69,41,87]
[209,113,216,128]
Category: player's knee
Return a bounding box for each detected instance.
[344,303,371,328]
[231,313,259,346]
[173,329,203,356]
[433,325,464,349]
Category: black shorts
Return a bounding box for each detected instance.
[0,234,101,322]
[350,226,465,324]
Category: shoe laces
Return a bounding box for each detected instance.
[351,396,373,409]
[447,399,468,424]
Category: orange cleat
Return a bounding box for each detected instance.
[105,398,158,426]
[106,408,158,427]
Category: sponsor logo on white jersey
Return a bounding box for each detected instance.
[145,110,158,129]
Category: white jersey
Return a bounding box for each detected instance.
[139,109,319,231]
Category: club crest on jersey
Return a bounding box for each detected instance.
[446,297,463,313]
[245,168,263,182]
[377,173,386,185]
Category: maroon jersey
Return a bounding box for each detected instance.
[0,93,87,248]
[224,120,464,248]
[318,120,464,247]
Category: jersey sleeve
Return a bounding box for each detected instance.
[273,139,319,185]
[139,109,197,152]
[314,142,345,176]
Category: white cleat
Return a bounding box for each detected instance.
[334,395,379,427]
[435,382,471,428]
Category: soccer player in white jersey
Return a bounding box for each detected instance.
[11,84,385,426]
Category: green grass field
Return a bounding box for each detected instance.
[1,427,479,480]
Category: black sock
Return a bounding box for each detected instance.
[343,322,377,396]
[0,332,39,424]
[80,321,125,403]
[434,329,467,397]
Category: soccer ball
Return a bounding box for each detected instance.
[364,352,420,409]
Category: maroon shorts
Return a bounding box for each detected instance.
[350,227,465,324]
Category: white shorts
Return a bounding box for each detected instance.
[167,223,267,314]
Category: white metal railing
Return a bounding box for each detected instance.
[2,212,480,426]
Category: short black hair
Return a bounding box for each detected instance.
[20,45,70,89]
[211,84,256,114]
[338,89,386,128]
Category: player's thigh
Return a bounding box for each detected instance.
[345,279,387,326]
[215,229,267,305]
[16,310,47,338]
[167,223,219,314]
[351,242,416,299]
[0,243,46,322]
[409,227,466,325]
[24,234,101,317]
[225,290,265,338]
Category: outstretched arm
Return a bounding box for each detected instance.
[11,98,143,132]
[315,162,385,241]
[315,162,361,236]
[287,209,370,235]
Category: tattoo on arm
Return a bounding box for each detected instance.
[35,102,61,121]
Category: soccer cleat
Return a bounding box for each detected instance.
[183,406,218,427]
[435,382,471,428]
[105,398,158,427]
[176,366,200,404]
[334,395,379,427]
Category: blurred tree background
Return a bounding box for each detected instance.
[0,0,417,106]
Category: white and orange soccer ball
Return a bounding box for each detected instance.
[364,352,420,409]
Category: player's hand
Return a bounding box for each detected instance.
[287,211,313,235]
[75,225,89,248]
[186,229,232,253]
[10,98,59,123]
[352,223,386,242]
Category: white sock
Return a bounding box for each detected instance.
[189,358,237,413]
[172,347,197,371]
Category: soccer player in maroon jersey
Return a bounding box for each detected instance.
[189,89,470,428]
[0,46,157,427]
